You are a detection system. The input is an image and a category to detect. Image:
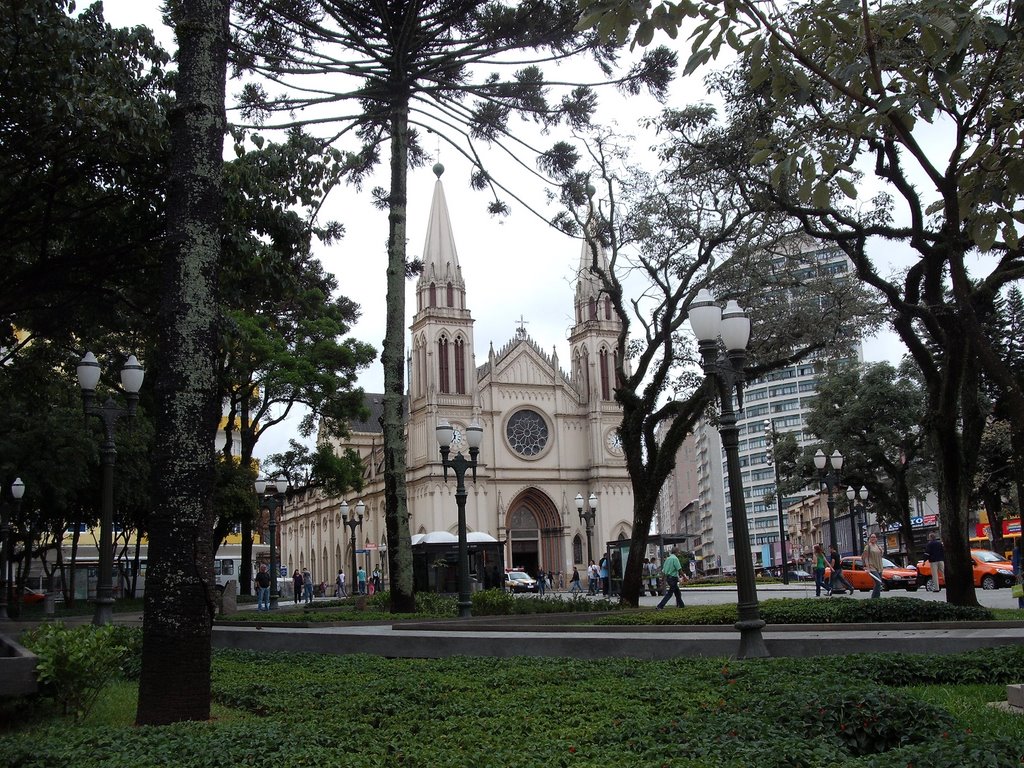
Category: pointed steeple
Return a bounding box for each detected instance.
[416,163,466,303]
[574,216,612,327]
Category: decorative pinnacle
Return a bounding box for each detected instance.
[433,162,445,178]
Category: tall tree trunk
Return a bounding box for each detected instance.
[136,0,229,725]
[382,97,415,613]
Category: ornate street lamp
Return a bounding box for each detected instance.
[688,289,768,659]
[0,477,25,621]
[436,419,483,618]
[341,499,365,595]
[255,476,287,609]
[846,485,869,555]
[77,351,144,626]
[575,492,597,566]
[763,419,789,584]
[814,449,844,553]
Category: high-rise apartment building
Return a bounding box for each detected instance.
[685,240,862,573]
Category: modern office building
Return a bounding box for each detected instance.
[686,240,863,573]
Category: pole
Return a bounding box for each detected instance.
[0,502,9,621]
[703,343,768,659]
[94,431,116,626]
[268,497,279,610]
[765,421,788,584]
[454,459,471,618]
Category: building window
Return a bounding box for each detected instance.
[599,349,611,400]
[429,283,437,307]
[588,297,597,320]
[438,337,450,393]
[506,409,549,457]
[573,535,583,564]
[447,282,454,307]
[604,297,612,319]
[454,338,466,394]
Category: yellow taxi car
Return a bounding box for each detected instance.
[824,556,919,592]
[916,549,1017,591]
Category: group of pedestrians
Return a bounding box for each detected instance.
[810,533,888,599]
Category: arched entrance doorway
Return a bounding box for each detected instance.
[506,490,563,580]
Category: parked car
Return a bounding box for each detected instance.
[824,556,919,592]
[786,569,813,582]
[504,570,539,593]
[916,549,1017,591]
[20,587,45,605]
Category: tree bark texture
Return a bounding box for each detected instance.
[382,98,415,613]
[136,0,230,725]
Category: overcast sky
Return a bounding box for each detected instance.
[98,1,908,460]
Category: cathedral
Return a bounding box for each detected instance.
[279,165,634,586]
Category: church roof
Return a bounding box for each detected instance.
[476,330,575,392]
[347,393,408,434]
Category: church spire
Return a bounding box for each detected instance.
[416,163,466,300]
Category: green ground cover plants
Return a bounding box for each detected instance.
[3,639,1023,767]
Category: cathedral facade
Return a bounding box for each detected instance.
[279,166,633,586]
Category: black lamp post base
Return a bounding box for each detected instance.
[93,598,114,626]
[734,618,769,659]
[457,598,472,618]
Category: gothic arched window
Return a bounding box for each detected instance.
[438,336,450,393]
[599,349,611,401]
[588,296,597,320]
[447,282,455,307]
[429,283,437,308]
[573,534,583,565]
[454,337,466,394]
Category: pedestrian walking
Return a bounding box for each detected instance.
[862,534,885,599]
[292,570,303,604]
[812,544,828,596]
[336,569,347,598]
[828,545,854,595]
[372,567,382,593]
[537,568,546,596]
[599,555,610,596]
[302,567,314,604]
[643,558,659,596]
[655,547,685,609]
[924,532,945,591]
[357,566,367,595]
[568,567,583,594]
[255,564,271,611]
[587,560,599,595]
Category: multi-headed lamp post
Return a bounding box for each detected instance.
[340,499,365,594]
[0,477,25,621]
[814,449,844,553]
[846,485,868,554]
[436,419,483,619]
[255,476,287,609]
[575,492,597,566]
[77,351,144,626]
[688,289,768,659]
[763,419,789,584]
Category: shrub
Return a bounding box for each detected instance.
[592,596,994,625]
[21,623,126,720]
[472,589,619,615]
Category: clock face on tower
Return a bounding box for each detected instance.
[449,423,467,453]
[606,429,623,456]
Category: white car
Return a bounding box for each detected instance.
[504,571,539,593]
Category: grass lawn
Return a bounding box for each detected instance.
[3,646,1024,767]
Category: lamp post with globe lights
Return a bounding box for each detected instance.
[255,477,287,609]
[77,351,144,626]
[436,419,483,618]
[0,477,24,621]
[763,419,789,584]
[341,499,365,595]
[814,449,844,553]
[575,492,597,566]
[688,289,768,659]
[846,485,868,554]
